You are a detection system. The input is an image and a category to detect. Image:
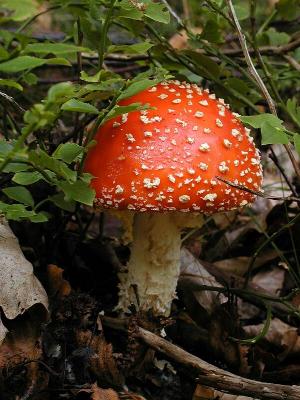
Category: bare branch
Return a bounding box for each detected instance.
[103,317,300,400]
[0,91,25,113]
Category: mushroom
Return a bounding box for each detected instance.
[84,80,263,316]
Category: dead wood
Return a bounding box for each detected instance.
[103,316,300,400]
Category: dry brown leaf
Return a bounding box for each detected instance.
[180,248,226,313]
[47,264,72,298]
[251,266,285,295]
[244,317,300,357]
[0,218,48,344]
[214,250,278,277]
[76,330,124,386]
[80,383,120,400]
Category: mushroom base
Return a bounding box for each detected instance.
[117,212,202,316]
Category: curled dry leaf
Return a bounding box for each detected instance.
[47,264,72,298]
[244,317,300,357]
[214,249,278,277]
[0,218,48,344]
[251,266,285,295]
[180,247,226,314]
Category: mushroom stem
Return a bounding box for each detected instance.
[118,213,182,316]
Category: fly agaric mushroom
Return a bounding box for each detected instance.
[84,80,263,316]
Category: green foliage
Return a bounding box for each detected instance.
[239,114,289,145]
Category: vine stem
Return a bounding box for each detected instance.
[225,0,300,181]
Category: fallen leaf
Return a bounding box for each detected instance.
[180,247,227,314]
[251,266,285,295]
[0,217,48,344]
[244,317,300,357]
[47,264,72,298]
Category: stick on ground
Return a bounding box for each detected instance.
[103,316,300,400]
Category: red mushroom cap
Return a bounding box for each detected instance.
[84,80,263,213]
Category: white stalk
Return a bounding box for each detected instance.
[118,212,202,316]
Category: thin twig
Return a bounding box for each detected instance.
[215,176,300,203]
[225,0,300,182]
[103,317,300,400]
[283,55,300,72]
[0,91,25,113]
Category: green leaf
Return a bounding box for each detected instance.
[3,186,34,207]
[53,143,84,164]
[183,51,220,79]
[22,72,38,85]
[239,114,283,129]
[287,98,300,125]
[29,149,76,182]
[264,28,290,46]
[13,171,42,185]
[117,0,144,20]
[1,0,37,21]
[0,56,71,74]
[61,99,99,114]
[144,0,170,23]
[294,134,300,155]
[277,0,300,21]
[3,163,29,173]
[48,81,76,102]
[200,19,223,43]
[0,202,35,221]
[45,57,72,66]
[233,3,250,20]
[118,79,160,100]
[59,180,95,206]
[104,103,148,123]
[24,43,89,55]
[0,56,46,73]
[0,79,23,91]
[29,212,49,223]
[261,122,289,145]
[50,192,76,212]
[108,42,153,54]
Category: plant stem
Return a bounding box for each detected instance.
[98,0,117,70]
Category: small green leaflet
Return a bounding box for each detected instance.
[61,99,99,114]
[294,134,300,156]
[59,180,95,206]
[287,98,300,126]
[239,114,289,145]
[118,78,160,100]
[261,122,289,145]
[3,186,34,207]
[53,143,84,164]
[13,171,42,185]
[50,193,76,212]
[24,43,90,55]
[143,0,170,24]
[0,56,71,73]
[0,79,23,91]
[1,0,37,21]
[108,42,153,54]
[0,202,47,222]
[103,103,148,123]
